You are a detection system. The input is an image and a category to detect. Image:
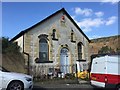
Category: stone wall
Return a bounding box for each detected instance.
[15,10,90,75]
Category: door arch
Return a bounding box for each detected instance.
[60,47,70,74]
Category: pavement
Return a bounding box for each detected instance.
[78,79,90,84]
[33,83,93,90]
[33,79,93,90]
[34,78,90,84]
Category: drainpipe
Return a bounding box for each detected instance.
[23,52,30,75]
[76,63,79,84]
[23,34,30,75]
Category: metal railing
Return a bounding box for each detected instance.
[31,64,77,80]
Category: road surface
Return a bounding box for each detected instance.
[33,83,107,90]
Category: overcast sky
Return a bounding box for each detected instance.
[2,1,118,39]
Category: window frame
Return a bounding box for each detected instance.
[78,42,83,60]
[39,38,49,63]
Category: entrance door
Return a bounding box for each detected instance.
[60,48,70,74]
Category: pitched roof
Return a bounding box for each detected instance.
[11,8,90,42]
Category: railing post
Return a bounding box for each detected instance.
[76,64,79,84]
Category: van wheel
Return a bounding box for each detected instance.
[7,81,24,90]
[116,84,120,90]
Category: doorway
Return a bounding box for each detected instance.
[60,47,70,74]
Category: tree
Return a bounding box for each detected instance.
[116,48,120,54]
[2,37,20,54]
[98,46,115,54]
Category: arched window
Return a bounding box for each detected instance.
[51,29,58,41]
[71,29,76,43]
[52,29,56,39]
[39,38,49,62]
[78,42,82,60]
[71,30,74,41]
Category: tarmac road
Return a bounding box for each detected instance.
[33,83,100,90]
[33,83,114,90]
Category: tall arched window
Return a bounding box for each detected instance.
[78,42,82,60]
[39,38,49,62]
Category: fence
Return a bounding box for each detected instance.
[31,64,77,81]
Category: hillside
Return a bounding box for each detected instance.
[89,35,120,55]
[2,53,27,73]
[1,37,27,74]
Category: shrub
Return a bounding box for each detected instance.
[2,37,20,54]
[98,46,115,54]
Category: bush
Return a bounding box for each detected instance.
[98,46,115,54]
[1,37,26,73]
[2,37,21,54]
[116,48,120,53]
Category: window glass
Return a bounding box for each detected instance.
[39,38,48,62]
[78,42,82,59]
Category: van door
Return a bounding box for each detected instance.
[90,57,106,88]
